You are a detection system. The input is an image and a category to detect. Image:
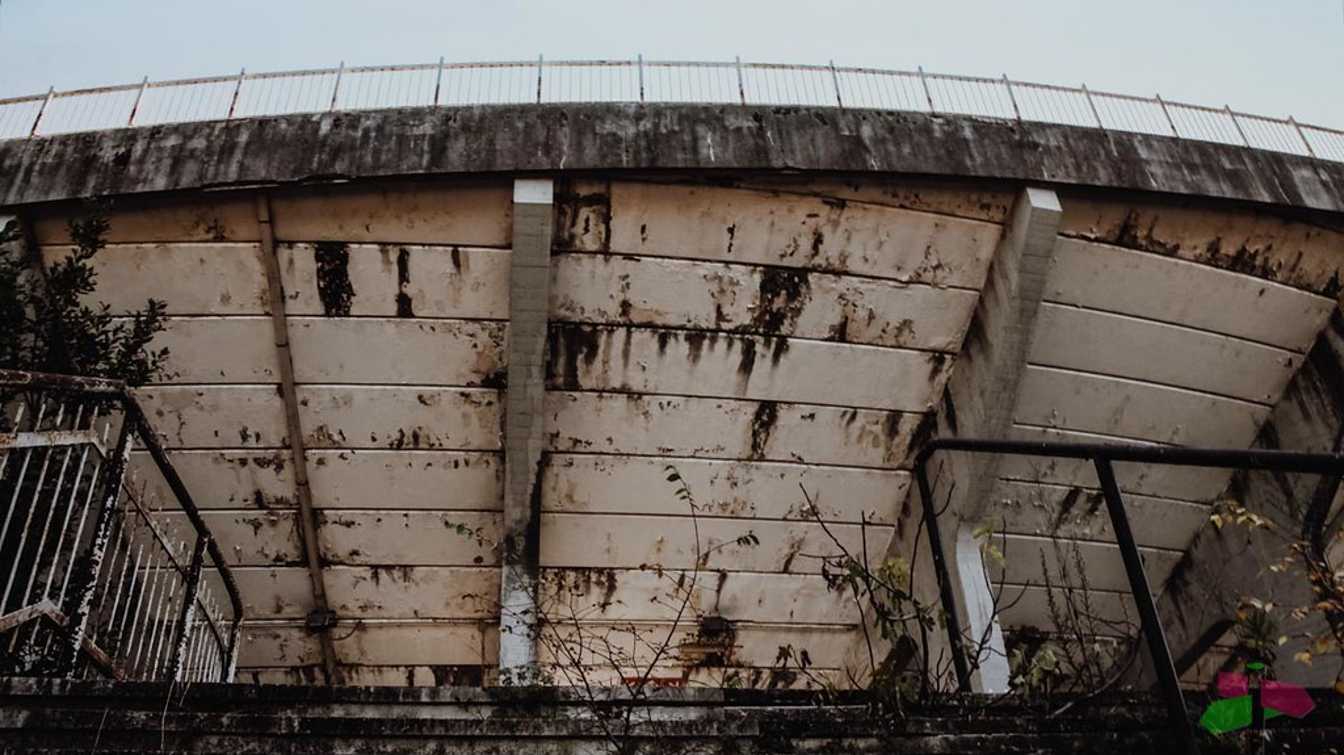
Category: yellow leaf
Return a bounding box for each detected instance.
[1294,651,1313,666]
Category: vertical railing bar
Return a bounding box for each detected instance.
[29,87,54,137]
[1155,94,1179,138]
[148,573,181,678]
[432,56,444,106]
[74,514,122,649]
[169,536,207,680]
[1081,84,1105,130]
[0,404,50,589]
[917,66,936,113]
[0,402,26,477]
[1226,105,1251,147]
[1,403,67,614]
[535,55,544,104]
[61,417,132,676]
[21,406,86,612]
[829,60,843,109]
[108,543,144,654]
[225,69,245,120]
[124,549,162,674]
[1289,116,1318,159]
[1092,457,1197,755]
[329,61,345,111]
[638,54,645,103]
[735,56,746,105]
[913,456,972,691]
[126,77,149,126]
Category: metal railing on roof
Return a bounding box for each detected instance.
[0,370,242,683]
[0,58,1341,164]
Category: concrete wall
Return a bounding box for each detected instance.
[9,105,1344,689]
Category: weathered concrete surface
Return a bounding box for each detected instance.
[3,104,1344,213]
[4,678,1343,754]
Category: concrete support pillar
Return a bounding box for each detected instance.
[498,178,554,679]
[943,186,1062,692]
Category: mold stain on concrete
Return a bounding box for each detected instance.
[314,241,355,316]
[396,247,415,317]
[749,401,779,460]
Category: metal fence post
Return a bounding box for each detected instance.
[58,407,134,676]
[536,55,544,104]
[913,457,972,692]
[226,69,245,120]
[735,56,746,105]
[1002,74,1021,123]
[433,56,444,107]
[127,77,149,126]
[637,54,645,103]
[1081,84,1105,130]
[29,87,54,137]
[1155,94,1179,138]
[168,536,208,681]
[1289,116,1318,159]
[1093,458,1198,755]
[1225,105,1251,147]
[917,66,936,113]
[829,60,843,108]
[329,61,345,111]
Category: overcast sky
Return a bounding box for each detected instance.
[0,0,1341,128]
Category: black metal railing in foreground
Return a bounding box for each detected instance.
[0,369,243,682]
[914,438,1344,755]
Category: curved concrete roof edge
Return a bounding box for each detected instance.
[1,103,1342,214]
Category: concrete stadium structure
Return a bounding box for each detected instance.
[2,90,1343,693]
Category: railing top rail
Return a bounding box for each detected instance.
[0,368,125,395]
[0,58,1340,155]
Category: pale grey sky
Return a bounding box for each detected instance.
[1,0,1341,127]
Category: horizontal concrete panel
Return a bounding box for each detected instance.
[542,454,909,524]
[297,386,501,451]
[1030,304,1298,404]
[333,622,498,667]
[996,585,1140,631]
[237,623,323,667]
[209,567,313,620]
[988,480,1210,552]
[734,176,1016,223]
[32,196,259,244]
[289,318,505,386]
[218,566,499,621]
[133,386,286,449]
[270,182,511,246]
[159,510,300,567]
[992,534,1182,593]
[539,621,856,670]
[318,510,500,566]
[323,566,499,620]
[552,253,977,351]
[1014,365,1269,447]
[279,243,510,319]
[1058,195,1344,296]
[540,568,860,625]
[544,392,921,469]
[145,317,276,384]
[308,450,501,510]
[42,242,270,316]
[998,425,1234,502]
[540,513,889,574]
[1046,238,1334,350]
[546,324,948,412]
[132,450,295,510]
[604,182,999,288]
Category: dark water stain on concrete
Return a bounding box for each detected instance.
[314,241,354,316]
[396,247,414,317]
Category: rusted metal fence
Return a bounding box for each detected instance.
[0,370,241,683]
[0,58,1340,163]
[914,438,1344,755]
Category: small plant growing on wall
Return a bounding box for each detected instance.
[0,214,168,385]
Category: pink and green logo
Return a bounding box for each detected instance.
[1199,663,1315,735]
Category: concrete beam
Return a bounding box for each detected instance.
[939,187,1063,692]
[2,105,1342,214]
[498,178,554,679]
